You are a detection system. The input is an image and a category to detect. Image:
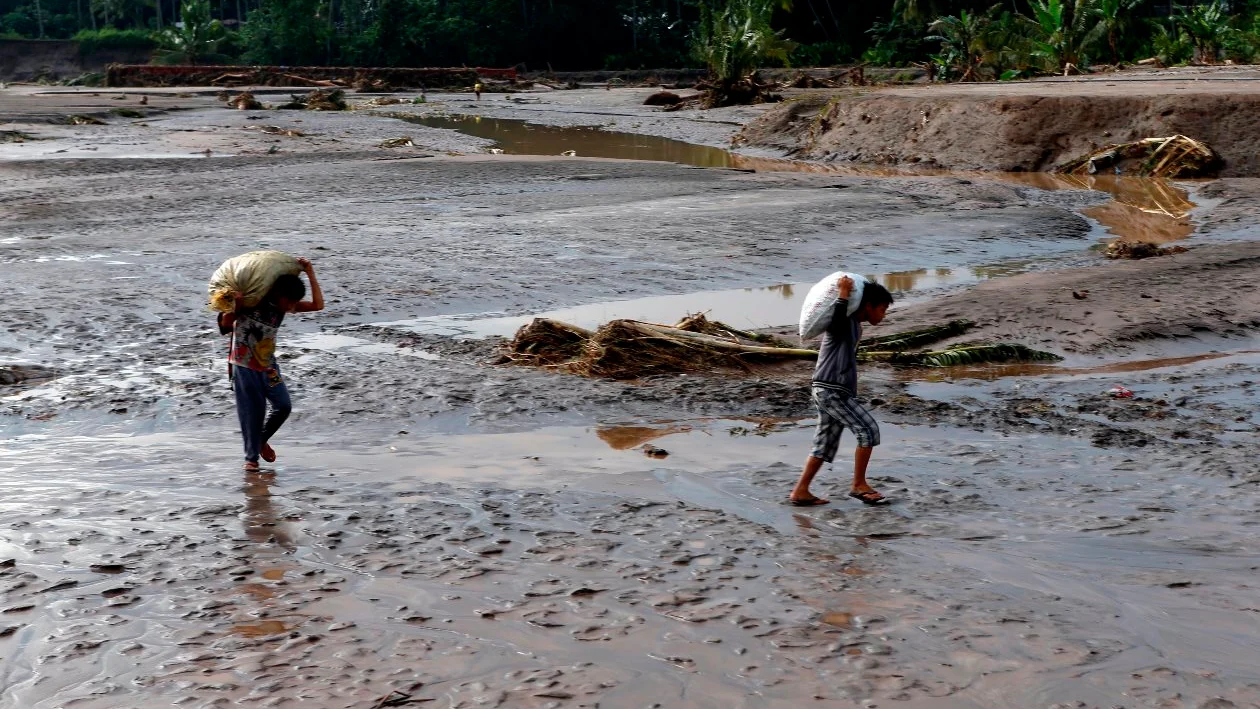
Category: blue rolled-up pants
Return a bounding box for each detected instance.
[232,364,291,463]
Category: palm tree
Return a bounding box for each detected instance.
[157,0,226,64]
[1025,0,1105,73]
[1093,0,1145,64]
[926,7,996,81]
[692,0,795,105]
[1174,0,1233,64]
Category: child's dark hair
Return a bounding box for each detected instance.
[860,281,894,310]
[268,274,306,303]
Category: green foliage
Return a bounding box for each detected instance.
[1093,0,1143,64]
[238,0,328,65]
[1024,0,1105,73]
[692,0,795,82]
[926,6,993,80]
[1147,16,1193,65]
[864,13,927,66]
[790,40,851,66]
[1173,1,1233,63]
[73,27,158,54]
[153,0,224,63]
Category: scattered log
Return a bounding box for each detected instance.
[860,344,1062,367]
[859,320,974,352]
[501,314,1057,378]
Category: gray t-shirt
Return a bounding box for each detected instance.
[812,298,859,395]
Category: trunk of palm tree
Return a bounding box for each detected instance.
[156,0,164,30]
[34,0,45,36]
[235,0,242,24]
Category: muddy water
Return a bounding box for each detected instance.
[404,113,1210,245]
[377,265,1018,339]
[4,399,1259,708]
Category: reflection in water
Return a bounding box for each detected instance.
[380,265,1014,340]
[403,114,1203,246]
[596,424,693,450]
[765,283,795,299]
[400,115,737,166]
[997,172,1197,243]
[242,471,295,551]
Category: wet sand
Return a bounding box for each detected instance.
[3,84,1260,708]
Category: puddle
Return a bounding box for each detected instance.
[992,172,1212,244]
[401,114,1209,245]
[288,332,440,360]
[378,266,1017,340]
[400,114,738,166]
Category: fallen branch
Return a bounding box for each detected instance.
[1057,135,1221,178]
[859,320,974,352]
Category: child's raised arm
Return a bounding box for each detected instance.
[294,258,324,313]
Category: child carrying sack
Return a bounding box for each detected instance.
[799,271,866,340]
[208,250,301,312]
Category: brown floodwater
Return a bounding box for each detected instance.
[402,114,1210,245]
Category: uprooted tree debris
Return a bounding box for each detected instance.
[224,91,263,110]
[104,64,502,90]
[277,89,348,111]
[1105,241,1190,260]
[1057,135,1221,178]
[501,314,1060,379]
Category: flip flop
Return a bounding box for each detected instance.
[243,461,260,472]
[789,496,830,507]
[261,444,276,463]
[849,491,890,506]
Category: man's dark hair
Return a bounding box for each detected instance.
[860,281,894,310]
[268,274,306,303]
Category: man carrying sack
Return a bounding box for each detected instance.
[791,274,894,507]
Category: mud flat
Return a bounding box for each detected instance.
[2,83,1260,708]
[738,68,1260,176]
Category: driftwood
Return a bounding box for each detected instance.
[502,314,1058,378]
[861,343,1062,367]
[859,319,974,352]
[1104,241,1189,260]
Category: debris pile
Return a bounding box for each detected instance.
[225,91,263,110]
[1057,135,1221,178]
[1104,241,1190,260]
[643,91,683,106]
[356,96,405,108]
[277,89,348,111]
[377,137,416,148]
[501,315,1060,378]
[105,64,489,90]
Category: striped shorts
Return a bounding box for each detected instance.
[810,385,881,462]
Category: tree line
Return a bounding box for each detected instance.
[2,0,1258,73]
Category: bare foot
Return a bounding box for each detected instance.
[261,443,276,463]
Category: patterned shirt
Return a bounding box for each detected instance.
[228,303,285,371]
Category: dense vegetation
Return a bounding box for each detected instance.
[2,0,1258,75]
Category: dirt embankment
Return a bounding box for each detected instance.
[883,240,1260,356]
[738,78,1260,176]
